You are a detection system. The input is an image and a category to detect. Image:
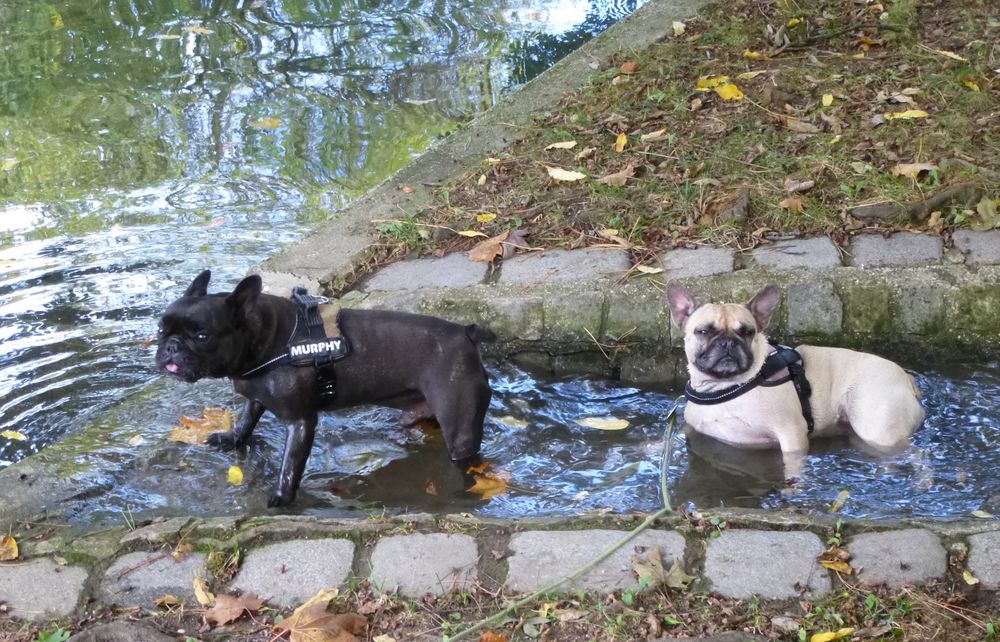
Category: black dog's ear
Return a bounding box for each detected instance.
[747,284,781,331]
[666,281,699,330]
[226,275,262,319]
[184,270,212,297]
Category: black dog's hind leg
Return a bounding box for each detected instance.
[269,415,317,508]
[208,398,265,451]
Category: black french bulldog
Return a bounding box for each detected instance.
[155,270,495,507]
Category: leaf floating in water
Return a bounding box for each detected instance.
[828,489,850,513]
[185,25,215,35]
[1,430,27,441]
[497,416,529,428]
[128,434,145,448]
[227,465,244,485]
[402,98,437,105]
[1,158,19,172]
[249,117,283,129]
[0,534,18,561]
[575,417,630,431]
[971,509,994,519]
[467,472,509,500]
[168,407,233,445]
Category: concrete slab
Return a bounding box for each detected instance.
[120,517,193,546]
[968,531,1000,588]
[704,530,830,599]
[849,529,946,587]
[499,248,629,285]
[101,551,208,608]
[361,253,488,291]
[67,622,176,642]
[660,247,734,279]
[785,280,842,336]
[0,559,88,621]
[505,529,686,593]
[952,230,1000,266]
[231,538,355,607]
[849,232,943,268]
[752,237,842,270]
[369,533,478,597]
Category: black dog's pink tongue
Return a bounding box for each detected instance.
[165,363,179,373]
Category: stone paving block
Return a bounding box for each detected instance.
[505,529,685,593]
[604,281,671,345]
[953,230,1000,266]
[968,531,1000,587]
[120,517,193,546]
[0,558,88,621]
[752,237,842,270]
[543,288,606,342]
[102,551,208,607]
[500,248,629,285]
[849,529,946,587]
[892,282,947,335]
[660,247,734,279]
[67,622,176,642]
[231,538,355,607]
[482,294,545,341]
[785,280,842,336]
[849,232,943,268]
[369,533,477,597]
[362,253,487,291]
[704,530,830,599]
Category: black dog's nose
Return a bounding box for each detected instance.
[161,335,181,357]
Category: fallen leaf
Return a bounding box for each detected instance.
[168,407,234,445]
[207,592,266,626]
[227,465,244,486]
[784,117,820,133]
[736,70,767,80]
[185,24,214,35]
[784,178,815,193]
[476,213,497,223]
[885,109,929,120]
[696,75,730,91]
[457,229,488,238]
[1,158,18,172]
[596,164,636,187]
[401,185,415,194]
[374,636,398,642]
[635,265,663,274]
[961,75,981,92]
[424,481,438,496]
[828,135,842,145]
[479,631,509,642]
[619,61,639,74]
[498,416,529,428]
[575,146,595,160]
[467,472,509,499]
[0,534,18,561]
[744,50,767,60]
[466,462,492,474]
[672,21,686,36]
[971,510,994,519]
[546,166,587,182]
[779,196,806,213]
[128,434,145,448]
[154,594,180,608]
[820,559,853,574]
[193,577,215,607]
[545,140,578,150]
[714,83,744,101]
[822,93,834,107]
[1,430,27,441]
[249,117,283,129]
[787,17,802,27]
[963,569,980,585]
[575,417,630,431]
[614,132,628,153]
[892,162,938,178]
[468,230,509,262]
[501,229,532,260]
[640,128,669,142]
[274,590,366,642]
[920,45,967,62]
[477,174,487,186]
[811,628,855,642]
[828,489,850,513]
[972,196,1000,231]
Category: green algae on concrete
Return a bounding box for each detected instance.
[838,283,893,337]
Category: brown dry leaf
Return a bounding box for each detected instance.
[779,196,806,213]
[619,60,639,74]
[168,407,233,445]
[273,590,367,642]
[575,146,595,160]
[640,128,669,142]
[154,594,180,608]
[892,162,938,178]
[0,534,18,561]
[467,472,509,500]
[193,577,215,606]
[424,481,438,496]
[596,164,636,187]
[466,462,491,474]
[479,631,509,642]
[820,559,854,574]
[401,185,415,194]
[207,592,266,626]
[500,229,531,260]
[784,178,815,193]
[634,547,694,590]
[468,230,510,263]
[784,117,820,134]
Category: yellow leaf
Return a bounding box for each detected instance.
[921,45,967,61]
[476,213,497,223]
[614,132,628,152]
[467,472,509,499]
[963,569,980,585]
[193,577,215,606]
[736,70,767,80]
[779,196,806,213]
[374,636,398,642]
[961,76,980,92]
[636,265,663,274]
[168,408,234,445]
[971,510,994,519]
[185,25,215,35]
[822,94,834,107]
[811,628,855,642]
[1,158,18,172]
[456,229,487,238]
[546,166,587,182]
[672,21,686,36]
[829,489,850,513]
[744,50,767,60]
[545,140,577,150]
[249,117,282,129]
[227,465,244,485]
[477,174,487,186]
[696,75,730,91]
[0,534,18,561]
[714,83,744,101]
[640,128,669,142]
[619,61,639,74]
[787,17,802,28]
[128,434,145,447]
[820,560,853,574]
[498,416,529,428]
[828,135,842,145]
[2,430,27,441]
[575,146,595,160]
[892,162,938,178]
[575,417,630,431]
[885,109,929,120]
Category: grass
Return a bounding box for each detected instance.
[371,0,999,270]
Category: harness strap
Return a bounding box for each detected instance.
[684,341,815,433]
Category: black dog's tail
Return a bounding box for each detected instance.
[465,324,497,344]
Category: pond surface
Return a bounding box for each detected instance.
[0,0,644,467]
[51,360,1000,525]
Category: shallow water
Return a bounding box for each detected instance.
[54,359,1000,525]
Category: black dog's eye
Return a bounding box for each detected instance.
[195,332,209,343]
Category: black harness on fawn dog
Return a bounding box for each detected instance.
[684,341,815,433]
[240,286,351,403]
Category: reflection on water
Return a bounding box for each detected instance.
[0,0,644,467]
[48,361,1000,525]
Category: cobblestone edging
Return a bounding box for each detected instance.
[2,514,1000,623]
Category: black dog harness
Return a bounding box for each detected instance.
[684,341,815,433]
[240,286,350,402]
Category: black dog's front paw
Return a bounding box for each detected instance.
[207,430,243,451]
[267,490,295,508]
